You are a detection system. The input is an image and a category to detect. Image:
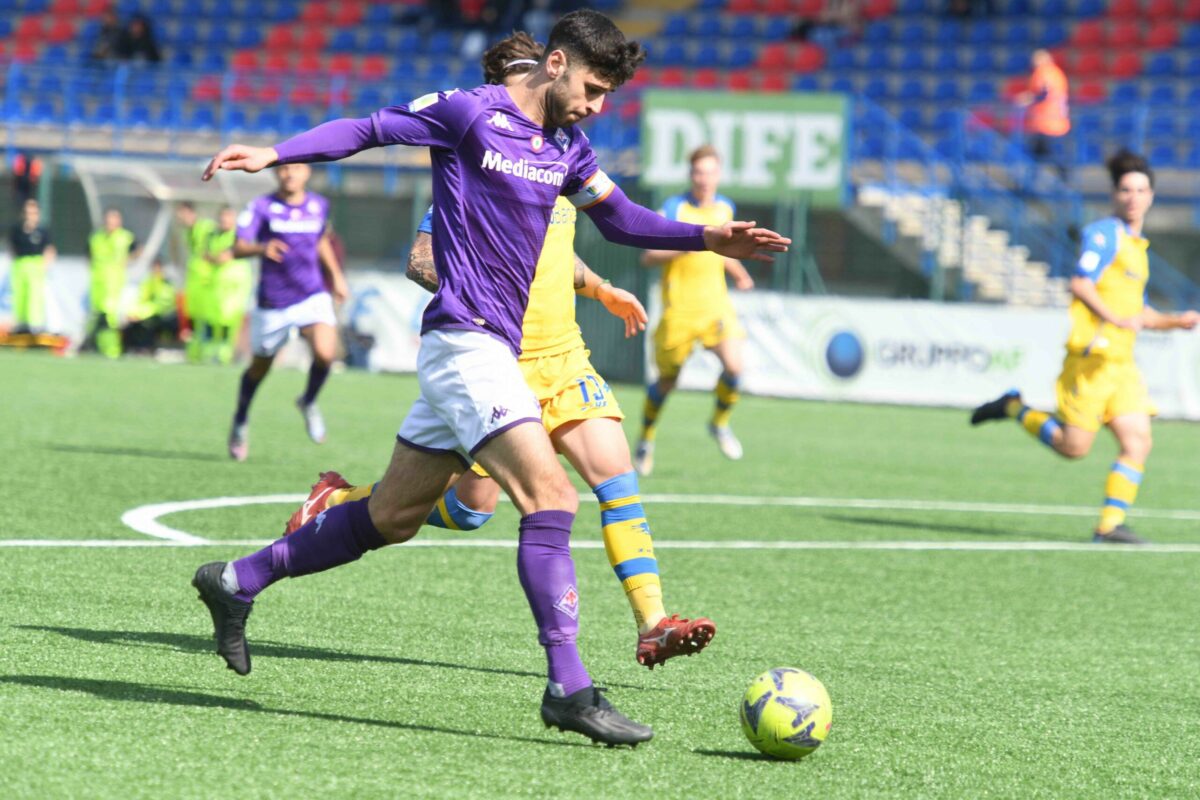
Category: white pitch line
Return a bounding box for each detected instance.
[6,538,1200,554]
[117,492,1200,545]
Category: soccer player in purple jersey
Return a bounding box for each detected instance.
[191,10,789,746]
[227,162,349,461]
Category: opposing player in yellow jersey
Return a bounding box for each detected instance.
[971,150,1199,544]
[634,145,756,476]
[283,33,716,670]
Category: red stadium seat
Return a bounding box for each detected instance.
[12,40,38,62]
[296,52,323,75]
[796,0,823,14]
[758,43,790,70]
[861,0,895,19]
[1106,24,1141,48]
[333,3,365,26]
[1073,50,1105,77]
[230,79,256,102]
[793,43,826,72]
[1109,51,1142,78]
[360,55,389,80]
[300,3,332,24]
[265,27,295,51]
[763,0,794,14]
[1107,0,1139,18]
[297,26,327,51]
[51,0,82,14]
[327,53,354,75]
[728,0,759,12]
[726,70,753,91]
[1145,21,1178,49]
[82,0,108,15]
[1184,0,1200,19]
[290,83,321,105]
[656,67,687,87]
[759,71,789,92]
[192,76,222,101]
[1145,0,1175,19]
[257,82,283,103]
[231,51,260,72]
[16,16,45,40]
[1001,77,1026,100]
[263,52,291,74]
[45,17,76,43]
[694,68,721,88]
[1074,80,1107,104]
[1072,20,1103,48]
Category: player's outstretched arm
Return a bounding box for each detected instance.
[203,117,381,181]
[1141,305,1200,331]
[574,255,647,338]
[317,234,349,303]
[703,221,791,264]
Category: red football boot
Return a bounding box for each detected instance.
[285,471,351,535]
[636,614,717,670]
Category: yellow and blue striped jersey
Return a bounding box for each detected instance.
[1067,216,1148,361]
[658,193,735,316]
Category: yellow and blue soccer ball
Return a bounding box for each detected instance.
[739,667,832,760]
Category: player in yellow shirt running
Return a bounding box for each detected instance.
[971,151,1199,544]
[281,33,715,669]
[634,145,756,476]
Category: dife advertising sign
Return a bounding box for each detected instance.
[639,90,848,206]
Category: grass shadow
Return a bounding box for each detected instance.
[692,749,779,762]
[0,674,591,748]
[16,625,658,692]
[45,443,228,463]
[822,514,1074,542]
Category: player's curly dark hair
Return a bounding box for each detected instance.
[1106,149,1154,189]
[544,9,646,89]
[481,31,543,85]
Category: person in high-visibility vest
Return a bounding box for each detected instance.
[7,198,56,334]
[87,207,138,358]
[176,201,216,363]
[205,205,254,365]
[1019,49,1070,179]
[123,257,178,353]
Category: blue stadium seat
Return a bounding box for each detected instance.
[1185,145,1200,169]
[932,49,959,72]
[1076,0,1104,16]
[222,107,247,131]
[662,13,688,37]
[966,80,996,103]
[1110,83,1141,105]
[253,109,282,133]
[897,78,926,102]
[286,110,315,132]
[1074,137,1103,166]
[726,17,757,39]
[966,21,997,45]
[897,20,925,44]
[126,103,152,127]
[26,100,57,124]
[693,43,720,68]
[828,76,856,94]
[727,44,756,68]
[898,107,926,131]
[793,75,819,92]
[36,74,63,95]
[934,20,965,44]
[1001,51,1028,73]
[356,86,385,109]
[1146,84,1178,106]
[863,77,889,100]
[863,21,891,44]
[1182,25,1200,49]
[198,51,225,72]
[696,0,723,8]
[932,78,961,102]
[267,0,299,22]
[1074,110,1103,132]
[1003,21,1031,46]
[1186,116,1200,138]
[364,2,391,24]
[1040,22,1067,47]
[967,51,995,73]
[149,0,172,16]
[657,41,688,65]
[41,44,68,65]
[829,48,855,70]
[203,25,230,49]
[932,109,960,132]
[1148,144,1177,168]
[171,24,198,48]
[188,106,217,129]
[90,103,116,126]
[762,18,791,40]
[1183,55,1200,78]
[154,103,180,128]
[864,49,891,71]
[858,133,884,159]
[898,50,926,71]
[210,0,234,17]
[330,30,358,51]
[1147,116,1178,138]
[423,31,455,55]
[170,50,193,69]
[898,0,926,13]
[234,27,262,48]
[1005,0,1031,14]
[1143,53,1176,78]
[1039,0,1067,16]
[0,18,11,37]
[1111,115,1137,139]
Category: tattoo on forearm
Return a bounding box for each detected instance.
[407,257,439,293]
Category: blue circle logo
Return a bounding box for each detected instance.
[825,331,864,379]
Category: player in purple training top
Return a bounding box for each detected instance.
[191,10,789,746]
[227,162,349,461]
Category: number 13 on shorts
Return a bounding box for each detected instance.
[577,374,611,409]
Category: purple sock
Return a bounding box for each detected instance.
[516,510,591,696]
[234,370,263,425]
[301,361,330,405]
[231,498,387,602]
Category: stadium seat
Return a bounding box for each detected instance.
[759,72,789,92]
[290,82,320,105]
[1143,53,1177,78]
[330,29,357,51]
[725,70,753,92]
[1107,25,1141,49]
[89,102,116,126]
[198,51,225,72]
[203,24,231,49]
[230,51,259,72]
[263,52,290,74]
[1002,20,1030,46]
[1109,52,1142,79]
[1040,22,1067,47]
[1072,20,1103,48]
[1001,76,1025,99]
[1148,144,1177,168]
[828,48,855,70]
[898,49,925,71]
[795,44,826,72]
[234,26,262,48]
[286,110,315,132]
[862,21,890,44]
[1147,116,1178,139]
[898,0,925,12]
[966,80,996,104]
[36,73,63,95]
[661,13,688,37]
[693,68,720,89]
[125,102,152,127]
[896,20,924,45]
[726,16,757,39]
[265,26,294,51]
[863,48,890,72]
[863,77,889,100]
[693,43,721,69]
[360,55,389,81]
[932,49,959,72]
[1185,85,1200,105]
[1001,51,1028,74]
[27,100,57,124]
[762,17,790,40]
[1146,84,1177,106]
[1145,22,1178,50]
[296,53,322,76]
[896,78,925,102]
[828,76,856,94]
[355,85,385,111]
[862,0,895,18]
[1109,83,1141,105]
[966,20,997,46]
[967,51,995,74]
[1073,137,1103,166]
[364,29,391,53]
[656,67,687,87]
[1181,25,1200,48]
[931,78,961,102]
[1107,0,1139,17]
[40,43,68,64]
[1073,81,1106,104]
[1072,51,1105,77]
[792,74,819,92]
[1111,115,1137,139]
[727,44,756,68]
[300,2,332,25]
[297,27,326,51]
[191,75,221,101]
[898,107,925,131]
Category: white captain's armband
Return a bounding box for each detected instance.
[567,170,615,209]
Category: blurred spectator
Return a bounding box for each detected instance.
[115,13,162,64]
[11,152,42,205]
[793,0,863,43]
[89,6,123,62]
[1018,49,1070,179]
[8,198,56,335]
[123,258,178,354]
[946,0,995,16]
[86,208,139,359]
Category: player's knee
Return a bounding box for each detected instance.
[1057,440,1090,460]
[1124,432,1152,462]
[537,473,580,515]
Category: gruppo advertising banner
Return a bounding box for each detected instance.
[648,292,1200,421]
[639,90,848,206]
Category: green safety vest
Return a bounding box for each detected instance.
[89,227,136,309]
[185,218,217,288]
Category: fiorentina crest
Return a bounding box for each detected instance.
[554,585,580,619]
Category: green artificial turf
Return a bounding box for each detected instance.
[2,350,1198,798]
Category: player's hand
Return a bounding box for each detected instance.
[1178,310,1200,330]
[329,273,350,304]
[1112,316,1143,332]
[733,272,755,291]
[202,144,279,181]
[264,239,289,262]
[597,283,647,338]
[704,221,791,264]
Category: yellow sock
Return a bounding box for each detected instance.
[711,372,741,428]
[327,483,374,508]
[595,472,666,633]
[1097,459,1143,533]
[1016,407,1062,448]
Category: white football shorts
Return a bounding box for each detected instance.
[397,328,542,465]
[251,291,337,357]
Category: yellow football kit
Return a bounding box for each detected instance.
[652,193,745,378]
[1055,216,1155,432]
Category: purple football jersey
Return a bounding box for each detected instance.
[237,191,330,309]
